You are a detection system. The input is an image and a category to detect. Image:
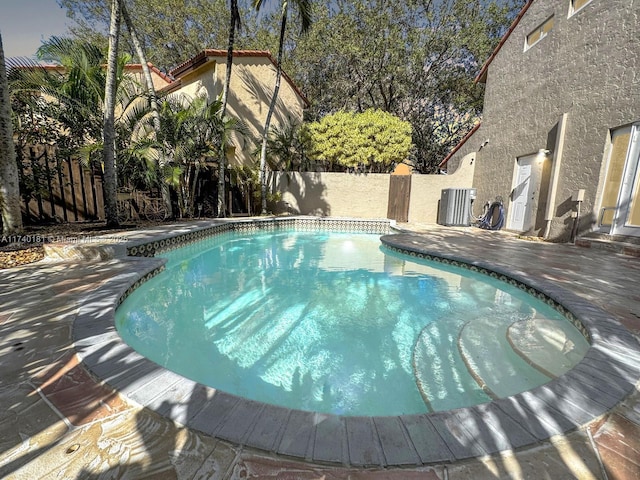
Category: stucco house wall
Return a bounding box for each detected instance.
[446,0,640,241]
[439,123,484,175]
[167,50,308,168]
[124,64,174,91]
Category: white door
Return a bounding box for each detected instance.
[510,159,532,231]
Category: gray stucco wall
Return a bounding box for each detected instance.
[442,124,484,175]
[469,0,640,241]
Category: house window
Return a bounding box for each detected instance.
[569,0,593,16]
[525,16,554,50]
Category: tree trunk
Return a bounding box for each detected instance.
[103,0,121,227]
[0,33,23,235]
[220,0,239,117]
[120,0,173,219]
[259,4,288,215]
[218,0,240,218]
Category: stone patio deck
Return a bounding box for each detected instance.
[1,219,639,479]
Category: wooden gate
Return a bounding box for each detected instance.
[387,174,411,222]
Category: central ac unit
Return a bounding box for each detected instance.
[438,188,476,226]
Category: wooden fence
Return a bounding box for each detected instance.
[17,145,104,223]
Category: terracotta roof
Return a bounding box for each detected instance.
[169,49,310,107]
[9,63,64,72]
[438,121,481,168]
[21,62,174,93]
[38,64,64,71]
[21,62,175,86]
[158,78,182,94]
[475,0,534,83]
[125,63,175,84]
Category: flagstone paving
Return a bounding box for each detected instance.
[0,220,639,479]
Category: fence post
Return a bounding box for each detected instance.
[42,148,56,218]
[66,156,80,221]
[55,154,68,222]
[30,146,44,220]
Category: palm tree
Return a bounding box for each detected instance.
[19,37,135,171]
[0,33,23,235]
[119,0,173,219]
[34,38,106,151]
[217,0,242,218]
[264,119,311,172]
[129,93,245,218]
[253,0,311,214]
[103,0,122,226]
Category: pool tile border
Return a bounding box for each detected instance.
[72,220,640,467]
[380,243,589,339]
[125,217,391,258]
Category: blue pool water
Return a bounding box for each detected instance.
[115,230,589,416]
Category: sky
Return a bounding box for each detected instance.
[0,0,71,59]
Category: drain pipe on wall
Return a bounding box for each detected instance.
[543,113,569,239]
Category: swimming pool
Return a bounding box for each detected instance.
[115,228,589,416]
[70,218,640,466]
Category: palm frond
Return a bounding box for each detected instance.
[77,142,103,168]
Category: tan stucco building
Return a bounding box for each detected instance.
[124,64,174,92]
[164,50,309,167]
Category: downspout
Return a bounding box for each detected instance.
[543,113,569,239]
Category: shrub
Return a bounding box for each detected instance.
[307,109,412,172]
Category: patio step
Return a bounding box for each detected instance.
[575,235,640,257]
[43,241,127,262]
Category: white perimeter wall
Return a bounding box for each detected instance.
[271,153,476,223]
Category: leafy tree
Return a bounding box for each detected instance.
[10,37,149,221]
[34,38,107,152]
[286,0,520,172]
[26,38,138,161]
[253,0,312,214]
[307,109,412,173]
[7,58,66,213]
[9,39,108,220]
[0,33,23,234]
[59,0,256,68]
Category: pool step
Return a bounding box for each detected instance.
[458,316,551,399]
[507,317,588,378]
[412,318,491,412]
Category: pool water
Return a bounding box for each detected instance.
[116,230,589,416]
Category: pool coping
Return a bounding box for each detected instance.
[71,218,640,467]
